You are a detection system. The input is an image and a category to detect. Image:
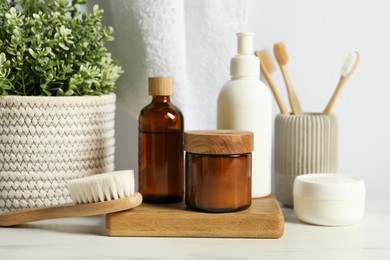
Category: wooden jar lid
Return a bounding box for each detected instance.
[148,77,174,96]
[184,130,254,155]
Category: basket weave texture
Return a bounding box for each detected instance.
[0,94,116,212]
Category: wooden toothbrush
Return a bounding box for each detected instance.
[255,49,289,115]
[0,171,142,227]
[323,52,361,114]
[274,42,303,115]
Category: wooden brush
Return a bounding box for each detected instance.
[0,170,142,227]
[323,52,361,114]
[255,49,289,115]
[274,42,303,115]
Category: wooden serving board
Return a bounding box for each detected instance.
[106,195,284,238]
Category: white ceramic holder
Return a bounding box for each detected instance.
[274,113,338,207]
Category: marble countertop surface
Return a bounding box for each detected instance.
[1,201,389,259]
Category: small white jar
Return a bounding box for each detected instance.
[293,174,366,226]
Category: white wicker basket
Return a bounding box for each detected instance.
[0,94,116,212]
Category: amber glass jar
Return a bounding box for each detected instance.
[138,77,184,203]
[184,130,253,213]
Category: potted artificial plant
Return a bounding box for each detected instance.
[0,0,123,212]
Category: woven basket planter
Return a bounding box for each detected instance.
[0,94,116,212]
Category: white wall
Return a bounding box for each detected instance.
[246,0,390,200]
[114,0,390,200]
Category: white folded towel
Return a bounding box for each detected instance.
[88,0,247,130]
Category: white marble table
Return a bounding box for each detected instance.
[1,201,389,259]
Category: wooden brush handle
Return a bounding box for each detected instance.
[260,61,290,115]
[323,76,347,114]
[280,65,303,115]
[323,52,360,115]
[0,192,142,227]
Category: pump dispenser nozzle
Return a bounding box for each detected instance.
[230,32,260,78]
[237,32,254,55]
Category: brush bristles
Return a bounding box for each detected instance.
[68,170,135,204]
[274,42,289,65]
[259,49,276,73]
[341,52,358,77]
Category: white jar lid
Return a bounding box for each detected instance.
[294,174,366,200]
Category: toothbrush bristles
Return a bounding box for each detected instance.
[259,49,276,73]
[341,52,358,77]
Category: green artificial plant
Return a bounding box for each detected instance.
[0,0,123,96]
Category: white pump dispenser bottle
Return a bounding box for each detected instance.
[217,32,273,198]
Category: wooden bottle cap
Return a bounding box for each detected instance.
[184,130,254,155]
[148,77,174,96]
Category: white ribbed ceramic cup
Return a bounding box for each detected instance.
[274,113,338,207]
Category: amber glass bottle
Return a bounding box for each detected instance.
[138,77,184,203]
